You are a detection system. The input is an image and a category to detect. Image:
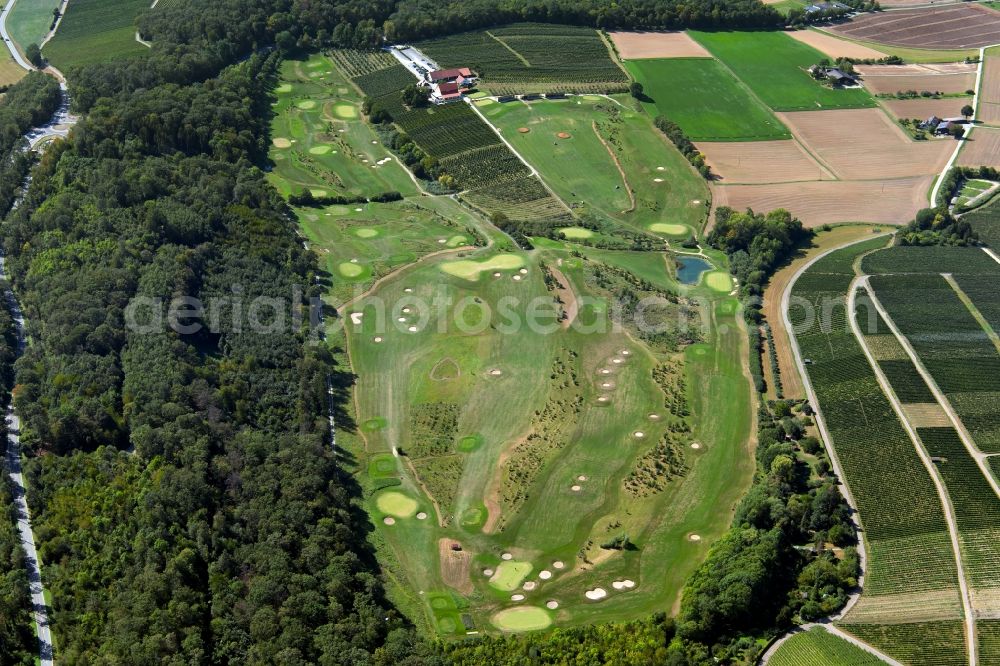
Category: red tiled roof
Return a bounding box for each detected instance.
[438,81,460,95]
[429,67,473,81]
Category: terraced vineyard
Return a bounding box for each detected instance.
[417,23,628,95]
[789,237,966,665]
[769,627,885,665]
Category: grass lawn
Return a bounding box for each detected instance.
[7,0,59,51]
[43,0,148,68]
[691,31,876,111]
[483,95,710,235]
[270,54,419,200]
[625,58,790,140]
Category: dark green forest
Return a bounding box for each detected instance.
[0,0,855,664]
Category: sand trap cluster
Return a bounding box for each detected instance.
[612,579,637,590]
[416,512,427,520]
[383,517,395,525]
[585,588,607,601]
[552,561,565,570]
[546,600,559,609]
[501,552,513,561]
[539,570,552,580]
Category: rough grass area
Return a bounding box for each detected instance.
[691,30,876,112]
[625,58,790,140]
[43,0,149,68]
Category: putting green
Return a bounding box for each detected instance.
[297,100,317,110]
[275,83,293,94]
[559,226,595,239]
[310,188,328,198]
[362,417,387,431]
[338,262,366,278]
[376,491,418,518]
[325,206,349,216]
[492,606,552,632]
[489,561,532,591]
[445,235,468,248]
[440,254,526,281]
[354,227,379,238]
[309,145,332,155]
[649,223,688,236]
[272,137,291,148]
[704,271,733,292]
[332,103,357,119]
[457,434,483,452]
[368,453,397,478]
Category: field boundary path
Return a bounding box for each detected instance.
[850,276,977,666]
[0,247,54,666]
[760,623,901,665]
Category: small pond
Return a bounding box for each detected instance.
[676,256,711,285]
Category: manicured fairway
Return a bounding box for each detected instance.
[439,254,525,280]
[43,0,148,68]
[690,31,876,112]
[492,606,552,631]
[625,58,790,140]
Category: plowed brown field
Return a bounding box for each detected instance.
[608,31,711,59]
[698,140,835,183]
[786,29,887,59]
[956,127,1000,168]
[858,63,976,96]
[881,96,973,121]
[830,4,1000,49]
[713,176,934,227]
[978,56,1000,125]
[776,109,953,179]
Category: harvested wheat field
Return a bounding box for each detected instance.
[698,139,835,183]
[978,56,1000,125]
[713,176,935,226]
[858,63,976,96]
[776,109,953,180]
[956,127,1000,169]
[880,96,973,121]
[609,31,711,59]
[786,29,886,60]
[830,4,1000,49]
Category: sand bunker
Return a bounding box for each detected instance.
[585,588,608,600]
[350,312,363,325]
[571,485,582,492]
[546,600,559,609]
[539,570,552,580]
[519,268,528,275]
[404,287,413,293]
[691,443,702,450]
[518,127,530,133]
[552,561,565,569]
[634,431,645,438]
[383,517,395,525]
[513,275,522,281]
[373,337,383,343]
[484,568,494,576]
[489,368,503,376]
[621,350,630,356]
[272,137,291,148]
[511,594,525,601]
[407,326,418,332]
[689,534,702,542]
[648,413,661,420]
[523,581,537,591]
[612,579,637,590]
[597,396,609,403]
[416,512,427,520]
[577,475,587,481]
[557,132,571,139]
[600,369,611,375]
[501,552,513,561]
[653,178,664,183]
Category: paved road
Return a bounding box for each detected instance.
[0,249,53,666]
[0,0,33,70]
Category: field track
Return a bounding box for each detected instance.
[713,176,935,226]
[608,31,710,59]
[698,139,835,183]
[786,29,887,60]
[776,109,953,180]
[831,4,1000,49]
[956,127,1000,168]
[880,96,973,121]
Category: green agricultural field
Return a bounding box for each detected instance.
[7,0,59,51]
[269,54,419,200]
[625,58,790,140]
[962,192,1000,246]
[691,31,876,112]
[42,0,149,68]
[481,96,709,237]
[769,627,884,665]
[418,23,628,96]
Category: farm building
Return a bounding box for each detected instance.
[809,65,856,85]
[427,67,478,103]
[804,1,849,13]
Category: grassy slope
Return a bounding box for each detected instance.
[625,57,790,140]
[480,96,709,236]
[8,0,58,50]
[691,30,875,111]
[42,0,148,69]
